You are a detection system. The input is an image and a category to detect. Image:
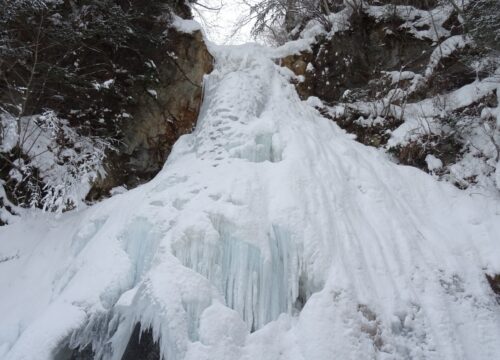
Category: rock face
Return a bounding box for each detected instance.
[121,326,161,360]
[282,3,499,191]
[283,12,433,103]
[0,1,214,216]
[89,29,213,199]
[53,325,161,360]
[126,30,212,174]
[487,274,500,299]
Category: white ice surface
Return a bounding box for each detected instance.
[1,44,500,360]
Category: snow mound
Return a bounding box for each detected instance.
[1,44,500,360]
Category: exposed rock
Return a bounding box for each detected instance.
[0,1,214,215]
[388,134,462,173]
[486,274,500,304]
[283,12,432,103]
[426,48,481,97]
[323,108,404,147]
[88,29,213,200]
[121,325,161,360]
[53,324,160,360]
[281,3,500,191]
[53,345,93,360]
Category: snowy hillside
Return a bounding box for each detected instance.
[1,42,500,360]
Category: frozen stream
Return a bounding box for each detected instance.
[1,44,500,360]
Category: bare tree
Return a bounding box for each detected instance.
[241,0,335,44]
[444,0,499,52]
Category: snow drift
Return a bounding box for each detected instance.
[1,44,500,360]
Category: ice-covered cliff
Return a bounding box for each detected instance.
[1,44,500,360]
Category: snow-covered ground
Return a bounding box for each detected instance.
[1,42,500,360]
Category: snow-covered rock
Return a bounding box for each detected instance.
[425,154,443,172]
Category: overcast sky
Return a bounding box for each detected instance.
[192,0,259,44]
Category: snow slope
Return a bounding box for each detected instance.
[1,44,500,360]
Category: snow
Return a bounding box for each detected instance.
[305,96,323,109]
[92,80,115,91]
[102,79,115,89]
[0,113,18,153]
[0,184,22,225]
[425,154,443,172]
[481,91,500,128]
[383,70,416,85]
[0,111,108,212]
[366,4,452,42]
[496,164,500,190]
[387,77,499,147]
[346,69,500,191]
[172,16,202,34]
[273,8,352,57]
[109,186,127,196]
[1,43,500,360]
[425,35,471,78]
[147,89,158,99]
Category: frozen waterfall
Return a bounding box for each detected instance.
[1,43,500,360]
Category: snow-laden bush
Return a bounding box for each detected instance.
[247,0,337,43]
[1,0,197,220]
[465,0,500,53]
[1,111,111,214]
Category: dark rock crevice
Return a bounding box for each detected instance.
[486,274,500,302]
[121,324,161,360]
[54,323,161,360]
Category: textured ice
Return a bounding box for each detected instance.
[1,43,500,360]
[172,216,300,331]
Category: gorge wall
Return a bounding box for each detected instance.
[0,0,213,220]
[282,0,499,191]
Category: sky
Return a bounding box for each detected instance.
[192,0,259,44]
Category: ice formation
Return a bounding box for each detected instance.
[1,43,500,360]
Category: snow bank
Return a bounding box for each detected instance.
[425,35,472,77]
[1,44,500,360]
[387,77,499,147]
